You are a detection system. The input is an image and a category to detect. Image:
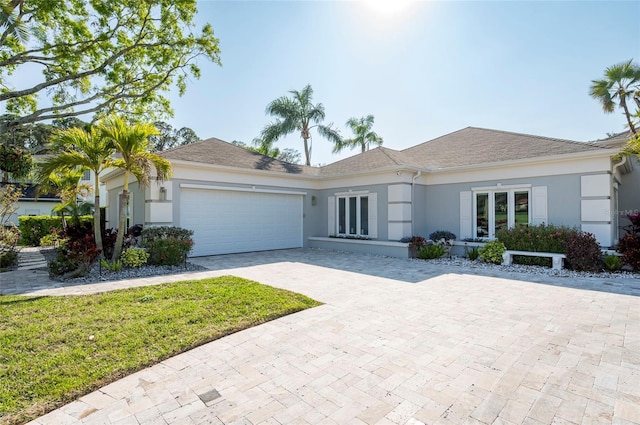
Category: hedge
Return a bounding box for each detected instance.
[18,215,93,246]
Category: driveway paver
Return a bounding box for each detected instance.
[4,248,639,425]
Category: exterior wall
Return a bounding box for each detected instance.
[105,182,145,230]
[420,174,582,240]
[8,201,61,225]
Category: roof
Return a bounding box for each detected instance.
[0,183,61,202]
[590,131,633,147]
[318,127,610,175]
[159,138,315,175]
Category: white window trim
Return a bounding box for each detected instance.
[336,193,370,237]
[472,186,531,239]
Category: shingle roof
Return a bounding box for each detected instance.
[0,182,61,201]
[400,127,607,170]
[159,138,315,175]
[318,147,405,175]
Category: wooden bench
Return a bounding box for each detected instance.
[502,250,567,270]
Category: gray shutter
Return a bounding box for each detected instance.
[532,186,548,225]
[328,196,335,236]
[368,193,378,239]
[460,191,472,239]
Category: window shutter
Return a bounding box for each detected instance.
[328,196,335,236]
[368,193,378,238]
[460,191,472,239]
[532,186,548,225]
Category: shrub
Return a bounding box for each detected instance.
[49,230,99,277]
[467,246,480,261]
[618,234,640,272]
[479,240,506,264]
[417,243,446,259]
[146,238,193,266]
[429,230,456,242]
[563,232,602,272]
[602,254,622,272]
[121,247,149,268]
[0,250,17,268]
[19,215,92,246]
[497,224,573,267]
[100,259,122,272]
[101,227,133,260]
[39,230,66,247]
[142,226,194,244]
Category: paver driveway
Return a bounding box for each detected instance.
[20,249,640,424]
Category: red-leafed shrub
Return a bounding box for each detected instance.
[563,231,603,272]
[618,234,640,272]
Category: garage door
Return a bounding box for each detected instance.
[180,187,303,256]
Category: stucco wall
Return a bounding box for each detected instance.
[106,182,145,231]
[618,157,640,235]
[418,174,582,239]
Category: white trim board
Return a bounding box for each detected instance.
[179,183,307,196]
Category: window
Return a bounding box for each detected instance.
[337,194,369,236]
[82,170,91,181]
[473,188,530,238]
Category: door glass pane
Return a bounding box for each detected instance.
[476,193,489,238]
[494,192,508,235]
[338,198,346,234]
[514,191,529,225]
[360,196,369,235]
[349,197,357,234]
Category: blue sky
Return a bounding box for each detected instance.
[166,0,639,165]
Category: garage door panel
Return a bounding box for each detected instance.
[180,188,302,256]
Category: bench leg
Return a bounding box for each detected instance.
[552,257,563,270]
[502,252,511,266]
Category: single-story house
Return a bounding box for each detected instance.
[0,183,61,225]
[102,127,639,257]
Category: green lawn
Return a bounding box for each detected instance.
[0,277,321,425]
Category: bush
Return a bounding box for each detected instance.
[479,240,506,264]
[49,230,99,278]
[563,231,602,272]
[121,247,149,268]
[417,243,446,259]
[100,259,123,272]
[101,228,133,260]
[497,224,573,267]
[142,226,194,244]
[429,230,456,241]
[146,238,193,266]
[603,254,622,272]
[19,215,92,246]
[39,230,66,247]
[0,250,17,268]
[467,246,480,261]
[618,234,640,272]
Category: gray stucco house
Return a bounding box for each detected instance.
[102,127,639,257]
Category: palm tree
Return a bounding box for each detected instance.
[100,116,172,261]
[334,115,383,153]
[261,84,342,166]
[590,59,640,135]
[37,168,91,229]
[39,126,115,253]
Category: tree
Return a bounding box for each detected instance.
[260,84,342,166]
[590,59,640,135]
[37,168,91,228]
[0,0,221,127]
[0,144,31,181]
[0,115,90,154]
[38,124,115,253]
[334,114,383,153]
[149,121,200,151]
[100,116,172,260]
[232,138,302,164]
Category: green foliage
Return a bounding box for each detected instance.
[497,224,571,266]
[334,115,383,153]
[429,230,457,241]
[0,277,320,425]
[19,215,92,246]
[0,144,32,179]
[0,250,17,268]
[467,246,480,261]
[146,238,193,266]
[564,232,603,272]
[0,0,222,127]
[603,254,622,271]
[121,247,149,268]
[142,226,194,244]
[100,259,123,272]
[39,232,66,247]
[260,84,342,166]
[417,243,446,260]
[149,121,200,151]
[479,240,506,264]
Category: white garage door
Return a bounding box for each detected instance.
[180,187,303,256]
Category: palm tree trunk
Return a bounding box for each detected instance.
[303,137,311,166]
[112,172,129,260]
[93,172,103,255]
[620,97,637,135]
[361,142,366,153]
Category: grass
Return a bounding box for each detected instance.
[0,277,321,425]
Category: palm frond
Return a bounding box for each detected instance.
[318,124,342,146]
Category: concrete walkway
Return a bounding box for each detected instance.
[3,249,638,425]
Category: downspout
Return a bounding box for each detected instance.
[612,155,628,177]
[611,156,628,242]
[411,170,422,236]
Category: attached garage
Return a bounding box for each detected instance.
[179,184,304,256]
